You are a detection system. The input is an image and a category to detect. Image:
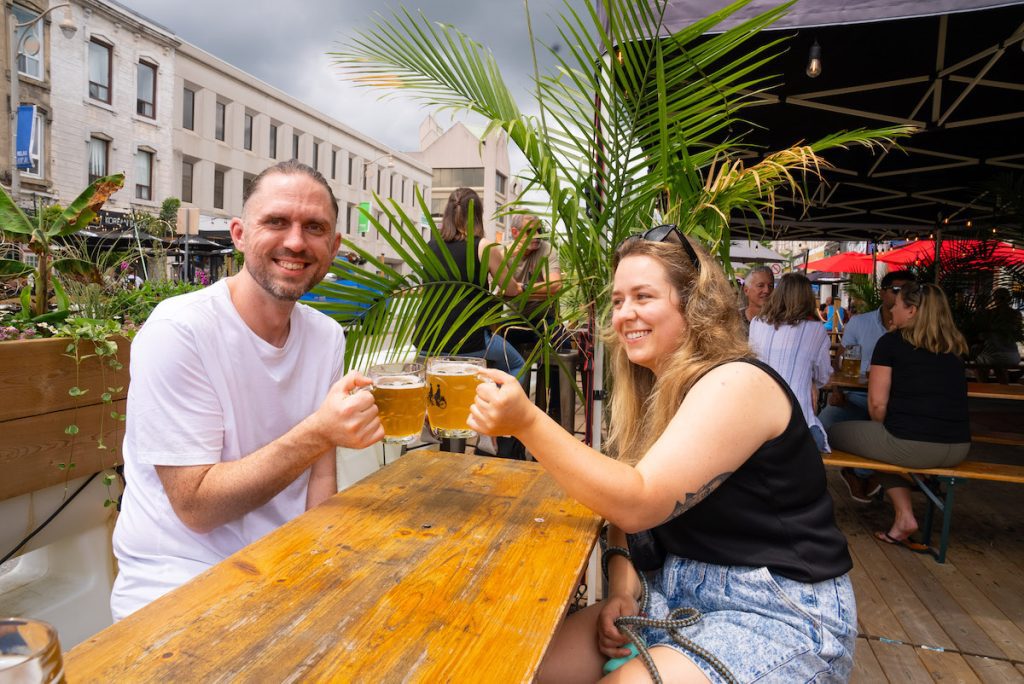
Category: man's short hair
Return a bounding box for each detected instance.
[744,265,774,287]
[509,213,545,234]
[881,270,915,288]
[243,159,339,224]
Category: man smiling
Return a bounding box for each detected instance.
[110,161,384,620]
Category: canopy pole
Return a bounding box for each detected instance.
[934,228,942,284]
[871,240,877,287]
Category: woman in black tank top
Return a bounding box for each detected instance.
[469,229,856,683]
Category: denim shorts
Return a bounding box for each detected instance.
[640,556,857,683]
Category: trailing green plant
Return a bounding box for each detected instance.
[58,316,128,506]
[324,0,910,373]
[0,173,126,322]
[159,197,181,231]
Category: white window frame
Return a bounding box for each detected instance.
[135,148,154,200]
[13,5,43,80]
[22,107,45,179]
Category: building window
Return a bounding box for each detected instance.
[433,167,485,187]
[242,173,256,204]
[313,142,320,170]
[243,113,253,151]
[181,160,193,203]
[182,87,195,130]
[292,133,300,160]
[346,203,354,234]
[376,169,381,194]
[215,102,226,141]
[13,5,43,79]
[331,150,338,179]
[136,61,156,118]
[22,106,44,179]
[401,178,406,203]
[347,157,353,185]
[88,39,113,103]
[496,171,507,195]
[88,137,108,183]
[269,124,278,158]
[135,150,153,200]
[213,168,225,209]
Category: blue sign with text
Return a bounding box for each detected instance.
[15,105,35,170]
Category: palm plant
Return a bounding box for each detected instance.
[0,174,126,321]
[326,0,909,404]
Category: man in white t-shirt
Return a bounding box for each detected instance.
[110,160,384,620]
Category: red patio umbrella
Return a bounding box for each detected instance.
[805,252,874,274]
[877,240,1023,267]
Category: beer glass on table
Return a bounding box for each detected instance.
[368,363,428,445]
[0,617,64,683]
[426,356,486,439]
[841,344,862,379]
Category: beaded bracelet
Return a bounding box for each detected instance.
[601,545,632,579]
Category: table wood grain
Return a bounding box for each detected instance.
[64,451,602,683]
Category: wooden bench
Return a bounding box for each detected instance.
[822,450,1024,563]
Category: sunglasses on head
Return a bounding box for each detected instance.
[883,285,903,294]
[619,224,701,273]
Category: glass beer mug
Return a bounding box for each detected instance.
[0,618,65,683]
[425,356,487,439]
[368,363,428,445]
[841,344,862,378]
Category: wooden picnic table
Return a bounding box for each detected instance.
[826,375,1024,400]
[64,451,602,682]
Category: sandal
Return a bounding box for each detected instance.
[875,531,930,554]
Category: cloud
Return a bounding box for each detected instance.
[124,0,584,196]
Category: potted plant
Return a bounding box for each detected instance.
[322,0,909,445]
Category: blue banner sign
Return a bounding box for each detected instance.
[15,105,35,170]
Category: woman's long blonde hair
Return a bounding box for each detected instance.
[898,282,968,356]
[604,237,749,463]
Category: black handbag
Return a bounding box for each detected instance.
[626,529,667,571]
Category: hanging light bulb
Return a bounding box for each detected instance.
[966,219,972,228]
[806,40,822,78]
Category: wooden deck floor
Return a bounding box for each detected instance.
[827,462,1024,683]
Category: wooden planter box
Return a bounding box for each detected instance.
[0,336,130,502]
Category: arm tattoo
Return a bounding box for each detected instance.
[659,471,734,525]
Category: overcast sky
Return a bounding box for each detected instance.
[122,0,587,173]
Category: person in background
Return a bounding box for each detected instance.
[822,270,916,503]
[819,295,848,335]
[829,283,970,552]
[749,273,833,451]
[470,227,855,682]
[500,214,565,421]
[111,160,385,620]
[415,187,526,458]
[738,265,774,334]
[974,287,1023,384]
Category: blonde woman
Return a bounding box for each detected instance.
[829,282,970,552]
[470,226,855,683]
[749,273,833,452]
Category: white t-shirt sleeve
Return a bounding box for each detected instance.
[126,317,225,466]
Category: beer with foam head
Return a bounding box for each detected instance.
[426,356,486,438]
[369,363,427,444]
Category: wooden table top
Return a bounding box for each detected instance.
[64,451,602,683]
[826,375,1024,400]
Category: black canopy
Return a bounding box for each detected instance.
[606,1,1024,241]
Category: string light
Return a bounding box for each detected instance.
[806,41,822,78]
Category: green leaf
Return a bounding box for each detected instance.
[65,425,79,435]
[101,392,112,402]
[68,387,85,397]
[55,173,126,237]
[103,474,115,486]
[57,463,66,470]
